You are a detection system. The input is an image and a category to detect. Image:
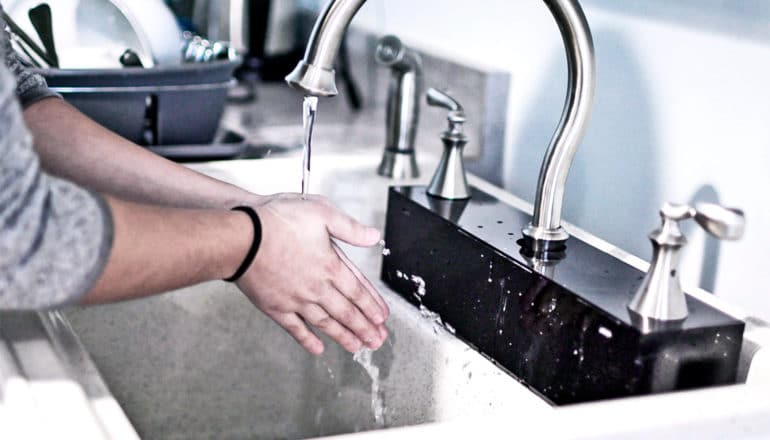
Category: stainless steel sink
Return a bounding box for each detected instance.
[64,154,550,440]
[54,151,770,439]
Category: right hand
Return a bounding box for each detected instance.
[237,194,390,355]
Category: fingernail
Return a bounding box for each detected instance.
[367,227,381,242]
[350,338,363,352]
[378,325,388,341]
[367,334,381,349]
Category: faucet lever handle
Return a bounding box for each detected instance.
[426,88,464,114]
[658,202,745,241]
[659,202,695,222]
[693,203,745,241]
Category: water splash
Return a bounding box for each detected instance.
[301,96,318,198]
[353,349,385,428]
[378,240,391,256]
[410,275,426,297]
[395,269,455,335]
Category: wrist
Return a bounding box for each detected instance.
[223,192,267,210]
[223,206,262,282]
[211,209,253,280]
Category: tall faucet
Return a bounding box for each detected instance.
[286,0,596,248]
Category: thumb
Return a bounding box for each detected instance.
[326,209,380,247]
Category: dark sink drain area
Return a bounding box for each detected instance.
[381,186,744,405]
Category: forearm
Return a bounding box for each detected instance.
[82,196,252,304]
[23,97,258,209]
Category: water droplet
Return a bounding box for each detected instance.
[598,326,613,339]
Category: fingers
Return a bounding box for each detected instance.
[244,195,390,355]
[332,243,390,321]
[303,304,363,353]
[324,206,380,247]
[270,312,325,355]
[318,279,384,350]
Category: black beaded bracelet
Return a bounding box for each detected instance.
[224,206,262,282]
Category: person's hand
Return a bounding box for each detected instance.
[238,194,390,355]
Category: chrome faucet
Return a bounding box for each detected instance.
[286,0,596,248]
[285,0,367,97]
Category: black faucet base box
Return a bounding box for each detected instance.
[381,186,744,405]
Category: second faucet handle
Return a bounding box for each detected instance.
[427,88,464,113]
[692,203,745,241]
[628,202,745,324]
[426,88,470,200]
[427,88,466,139]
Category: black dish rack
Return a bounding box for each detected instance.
[40,60,239,146]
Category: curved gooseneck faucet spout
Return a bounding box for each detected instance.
[286,0,596,248]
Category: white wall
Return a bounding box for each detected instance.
[308,0,770,320]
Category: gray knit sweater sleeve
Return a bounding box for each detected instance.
[1,6,59,107]
[1,9,113,309]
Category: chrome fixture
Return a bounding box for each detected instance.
[628,202,745,322]
[425,88,471,200]
[375,35,423,179]
[285,0,366,96]
[286,0,596,248]
[521,0,596,246]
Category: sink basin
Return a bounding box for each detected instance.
[57,151,770,439]
[63,154,551,439]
